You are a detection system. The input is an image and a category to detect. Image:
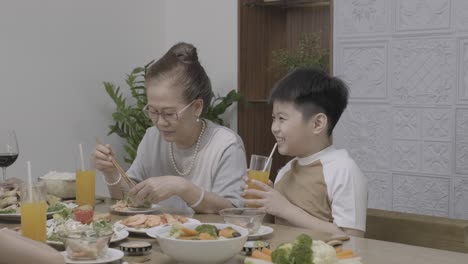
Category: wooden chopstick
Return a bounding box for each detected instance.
[96,137,136,188]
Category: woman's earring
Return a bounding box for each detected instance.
[196,117,200,122]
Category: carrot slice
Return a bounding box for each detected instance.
[337,250,354,256]
[252,250,272,262]
[337,249,355,259]
[261,247,273,256]
[181,227,198,236]
[198,232,216,240]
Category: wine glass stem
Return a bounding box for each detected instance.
[2,167,6,181]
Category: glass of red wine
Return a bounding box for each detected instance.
[0,130,19,182]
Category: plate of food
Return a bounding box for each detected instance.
[0,184,74,221]
[115,213,200,234]
[110,199,161,215]
[60,248,124,264]
[243,233,363,264]
[47,205,128,246]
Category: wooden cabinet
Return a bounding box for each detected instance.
[238,0,332,180]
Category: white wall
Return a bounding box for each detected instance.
[0,0,165,195]
[163,0,239,130]
[333,0,468,219]
[0,0,239,197]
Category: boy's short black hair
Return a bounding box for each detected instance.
[268,68,349,136]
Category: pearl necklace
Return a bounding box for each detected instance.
[169,120,206,176]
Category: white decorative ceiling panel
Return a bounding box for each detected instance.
[367,172,393,210]
[334,103,391,172]
[336,0,390,36]
[391,38,456,105]
[395,0,451,33]
[393,174,450,217]
[335,0,468,219]
[338,42,388,99]
[453,177,468,218]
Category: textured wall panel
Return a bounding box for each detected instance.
[334,104,391,171]
[391,38,456,105]
[454,0,468,32]
[395,0,451,32]
[454,177,468,219]
[392,140,420,172]
[339,42,387,99]
[455,142,468,174]
[421,141,451,175]
[421,108,452,140]
[393,107,420,139]
[336,0,389,35]
[459,39,468,101]
[335,0,468,219]
[367,172,393,210]
[455,108,468,174]
[393,174,449,216]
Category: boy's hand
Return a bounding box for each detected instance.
[242,179,291,218]
[241,175,273,190]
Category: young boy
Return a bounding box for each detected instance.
[243,68,367,237]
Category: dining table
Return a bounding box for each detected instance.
[1,198,467,264]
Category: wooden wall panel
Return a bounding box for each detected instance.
[238,0,288,178]
[286,6,330,50]
[238,0,332,180]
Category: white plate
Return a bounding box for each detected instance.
[110,204,162,215]
[248,225,274,240]
[115,218,201,234]
[47,228,129,246]
[60,248,124,264]
[0,210,59,221]
[0,202,76,221]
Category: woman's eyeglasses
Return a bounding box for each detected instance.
[142,101,194,122]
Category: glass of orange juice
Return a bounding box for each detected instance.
[76,147,96,206]
[21,182,48,242]
[245,155,272,206]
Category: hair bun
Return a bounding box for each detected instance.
[171,42,198,64]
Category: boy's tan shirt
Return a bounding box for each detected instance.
[274,160,333,225]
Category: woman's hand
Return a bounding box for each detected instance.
[242,179,292,218]
[91,143,116,175]
[128,176,186,204]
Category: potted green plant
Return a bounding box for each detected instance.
[271,33,329,73]
[104,62,242,164]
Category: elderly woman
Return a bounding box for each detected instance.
[93,42,247,214]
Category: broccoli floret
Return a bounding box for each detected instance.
[271,243,293,264]
[290,234,313,264]
[271,234,313,264]
[195,224,218,238]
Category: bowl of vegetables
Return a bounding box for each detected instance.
[57,219,114,260]
[149,222,248,263]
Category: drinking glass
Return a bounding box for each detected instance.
[245,155,271,206]
[0,130,19,181]
[75,147,96,206]
[21,182,47,242]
